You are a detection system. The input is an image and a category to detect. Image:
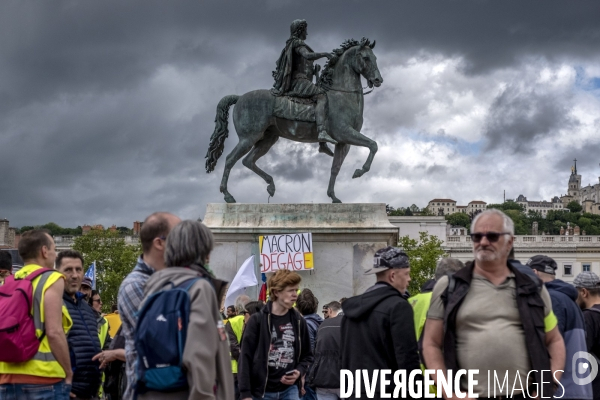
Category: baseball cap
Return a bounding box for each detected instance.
[526,255,557,275]
[364,246,410,275]
[81,277,93,289]
[573,272,600,289]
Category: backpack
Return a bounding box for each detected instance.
[0,267,53,362]
[134,277,206,394]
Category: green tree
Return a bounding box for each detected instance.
[567,201,583,213]
[73,230,141,313]
[398,232,446,295]
[116,226,133,235]
[445,212,471,230]
[487,201,525,212]
[19,226,35,233]
[420,207,434,216]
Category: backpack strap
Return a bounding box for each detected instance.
[442,273,456,307]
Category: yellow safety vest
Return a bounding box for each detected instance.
[408,291,433,340]
[98,316,109,399]
[229,315,245,374]
[98,317,109,349]
[408,291,435,395]
[0,264,73,378]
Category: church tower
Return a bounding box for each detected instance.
[567,158,582,202]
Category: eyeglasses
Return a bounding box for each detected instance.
[470,232,511,243]
[93,298,102,303]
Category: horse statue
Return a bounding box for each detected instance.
[205,37,383,203]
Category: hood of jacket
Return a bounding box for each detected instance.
[343,282,404,320]
[546,278,578,301]
[144,266,228,302]
[304,313,323,324]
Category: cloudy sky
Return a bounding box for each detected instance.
[1,0,599,228]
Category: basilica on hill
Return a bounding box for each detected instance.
[515,159,600,216]
[559,159,600,215]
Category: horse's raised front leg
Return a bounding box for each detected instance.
[327,143,351,203]
[339,127,378,179]
[220,139,255,203]
[242,129,279,197]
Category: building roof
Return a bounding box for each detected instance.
[429,199,456,203]
[468,200,487,204]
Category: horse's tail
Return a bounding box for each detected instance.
[205,95,239,173]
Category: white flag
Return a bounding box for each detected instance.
[225,256,258,308]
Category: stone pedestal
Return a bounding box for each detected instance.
[203,203,398,304]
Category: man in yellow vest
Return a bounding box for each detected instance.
[408,257,464,395]
[226,294,250,400]
[0,229,73,399]
[408,257,464,343]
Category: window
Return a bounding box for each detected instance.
[583,264,591,272]
[564,265,572,276]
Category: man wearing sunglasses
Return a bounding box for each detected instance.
[423,209,565,400]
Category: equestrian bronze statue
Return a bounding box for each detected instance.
[205,19,383,203]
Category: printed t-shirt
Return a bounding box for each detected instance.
[266,313,295,393]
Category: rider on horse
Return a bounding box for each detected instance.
[272,19,337,155]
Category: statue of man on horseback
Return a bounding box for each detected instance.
[271,19,338,155]
[205,21,383,204]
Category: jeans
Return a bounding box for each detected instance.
[301,386,317,400]
[316,388,340,400]
[254,385,299,400]
[0,381,72,400]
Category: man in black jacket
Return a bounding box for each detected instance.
[56,250,102,400]
[239,269,313,400]
[307,301,343,400]
[340,246,421,399]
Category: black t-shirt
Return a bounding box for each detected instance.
[266,313,296,393]
[583,304,600,400]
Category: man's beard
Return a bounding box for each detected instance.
[475,247,501,262]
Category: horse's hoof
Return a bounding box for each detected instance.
[332,198,342,203]
[267,184,276,197]
[224,194,236,203]
[352,169,364,179]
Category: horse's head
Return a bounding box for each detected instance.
[355,38,383,88]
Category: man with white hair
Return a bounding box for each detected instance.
[423,209,566,399]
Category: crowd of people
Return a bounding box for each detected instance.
[1,208,600,400]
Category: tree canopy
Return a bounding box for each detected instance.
[445,212,471,230]
[73,229,141,313]
[399,232,446,295]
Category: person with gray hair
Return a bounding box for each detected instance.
[139,220,233,400]
[408,257,465,347]
[423,209,565,399]
[227,294,250,399]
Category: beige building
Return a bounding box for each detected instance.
[445,232,600,284]
[426,199,457,215]
[515,195,564,216]
[426,199,487,216]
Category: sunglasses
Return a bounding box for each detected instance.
[470,232,511,243]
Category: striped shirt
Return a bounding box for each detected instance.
[117,256,154,400]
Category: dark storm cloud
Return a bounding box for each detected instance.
[1,0,599,226]
[483,84,576,153]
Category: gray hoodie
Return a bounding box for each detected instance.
[138,267,234,400]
